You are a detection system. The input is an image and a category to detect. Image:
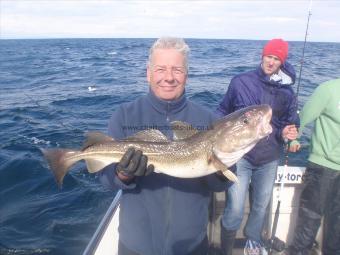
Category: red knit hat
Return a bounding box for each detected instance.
[262,39,289,63]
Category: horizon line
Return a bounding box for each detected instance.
[1,36,339,44]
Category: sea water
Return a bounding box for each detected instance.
[0,38,339,254]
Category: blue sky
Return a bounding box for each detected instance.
[1,0,340,42]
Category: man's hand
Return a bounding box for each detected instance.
[282,124,298,141]
[288,140,301,153]
[116,147,154,182]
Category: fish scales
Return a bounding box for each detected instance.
[42,105,273,186]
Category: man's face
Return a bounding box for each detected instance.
[147,49,187,101]
[261,55,282,75]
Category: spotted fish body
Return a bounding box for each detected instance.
[42,105,272,186]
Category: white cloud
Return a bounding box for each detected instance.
[1,0,340,42]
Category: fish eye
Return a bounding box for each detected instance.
[243,118,249,124]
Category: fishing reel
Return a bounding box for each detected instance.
[265,236,286,253]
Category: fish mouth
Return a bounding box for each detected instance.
[260,107,273,135]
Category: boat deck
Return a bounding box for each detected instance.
[208,247,245,255]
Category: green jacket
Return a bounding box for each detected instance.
[298,79,340,170]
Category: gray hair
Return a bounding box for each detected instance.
[148,37,190,71]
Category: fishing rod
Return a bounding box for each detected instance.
[266,142,289,254]
[296,0,313,110]
[267,1,313,254]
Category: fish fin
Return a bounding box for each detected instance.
[170,121,199,140]
[124,129,169,142]
[221,169,239,184]
[85,159,113,173]
[41,148,80,188]
[209,152,238,183]
[83,132,114,149]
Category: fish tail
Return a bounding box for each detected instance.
[41,148,80,187]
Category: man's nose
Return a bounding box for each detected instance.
[164,69,174,81]
[268,59,275,66]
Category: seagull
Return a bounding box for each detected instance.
[88,86,97,92]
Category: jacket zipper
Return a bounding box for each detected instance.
[164,102,171,254]
[166,102,170,122]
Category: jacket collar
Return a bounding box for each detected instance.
[147,89,187,115]
[257,61,296,87]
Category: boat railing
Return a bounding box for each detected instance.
[83,190,122,255]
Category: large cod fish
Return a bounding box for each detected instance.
[42,105,272,186]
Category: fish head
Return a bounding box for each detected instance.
[213,104,272,155]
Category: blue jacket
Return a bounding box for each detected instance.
[217,62,299,166]
[99,90,226,255]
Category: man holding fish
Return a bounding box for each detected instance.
[42,37,273,255]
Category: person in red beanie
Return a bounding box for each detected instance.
[262,39,289,75]
[217,38,299,255]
